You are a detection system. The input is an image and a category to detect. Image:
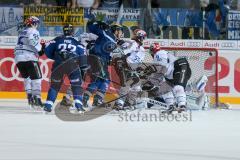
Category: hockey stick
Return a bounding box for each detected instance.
[116,3,124,24]
[91,73,122,86]
[97,94,127,108]
[96,80,150,108]
[144,98,168,110]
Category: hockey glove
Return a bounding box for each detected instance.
[117,39,125,46]
[38,40,46,56]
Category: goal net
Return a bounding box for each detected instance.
[143,47,218,108]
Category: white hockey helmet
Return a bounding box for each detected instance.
[24,16,40,27]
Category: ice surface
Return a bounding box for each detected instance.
[0,99,240,160]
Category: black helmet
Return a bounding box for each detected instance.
[110,24,123,33]
[63,24,74,36]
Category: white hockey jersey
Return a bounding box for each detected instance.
[14,27,42,63]
[153,50,177,79]
[123,40,145,70]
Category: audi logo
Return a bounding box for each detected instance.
[4,38,17,43]
[159,41,168,46]
[186,42,201,47]
[0,57,52,82]
[221,42,235,48]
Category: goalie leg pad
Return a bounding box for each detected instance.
[186,93,209,110]
[196,75,208,92]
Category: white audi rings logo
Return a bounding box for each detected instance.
[0,57,52,82]
[186,42,201,47]
[221,42,235,48]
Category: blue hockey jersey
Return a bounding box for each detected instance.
[87,21,117,62]
[45,35,85,65]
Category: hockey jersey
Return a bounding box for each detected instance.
[153,50,177,79]
[123,40,146,70]
[14,27,42,63]
[44,35,85,66]
[87,21,118,62]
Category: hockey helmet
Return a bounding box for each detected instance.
[133,29,147,42]
[150,43,161,55]
[63,24,74,36]
[110,24,123,32]
[24,16,40,27]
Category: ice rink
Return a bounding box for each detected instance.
[0,99,240,160]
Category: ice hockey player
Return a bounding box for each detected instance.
[82,21,124,107]
[60,32,98,106]
[14,16,44,107]
[146,43,192,113]
[43,24,87,112]
[113,29,147,110]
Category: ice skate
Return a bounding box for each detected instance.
[33,95,43,108]
[162,105,175,114]
[27,94,34,108]
[43,103,52,113]
[92,95,104,107]
[60,96,73,106]
[176,105,187,113]
[75,103,85,113]
[112,100,124,111]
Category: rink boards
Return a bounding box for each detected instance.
[0,38,240,105]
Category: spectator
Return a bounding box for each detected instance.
[76,0,98,8]
[201,0,229,39]
[29,0,47,6]
[55,0,75,8]
[55,0,68,6]
[123,0,142,8]
[238,0,240,10]
[98,0,122,8]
